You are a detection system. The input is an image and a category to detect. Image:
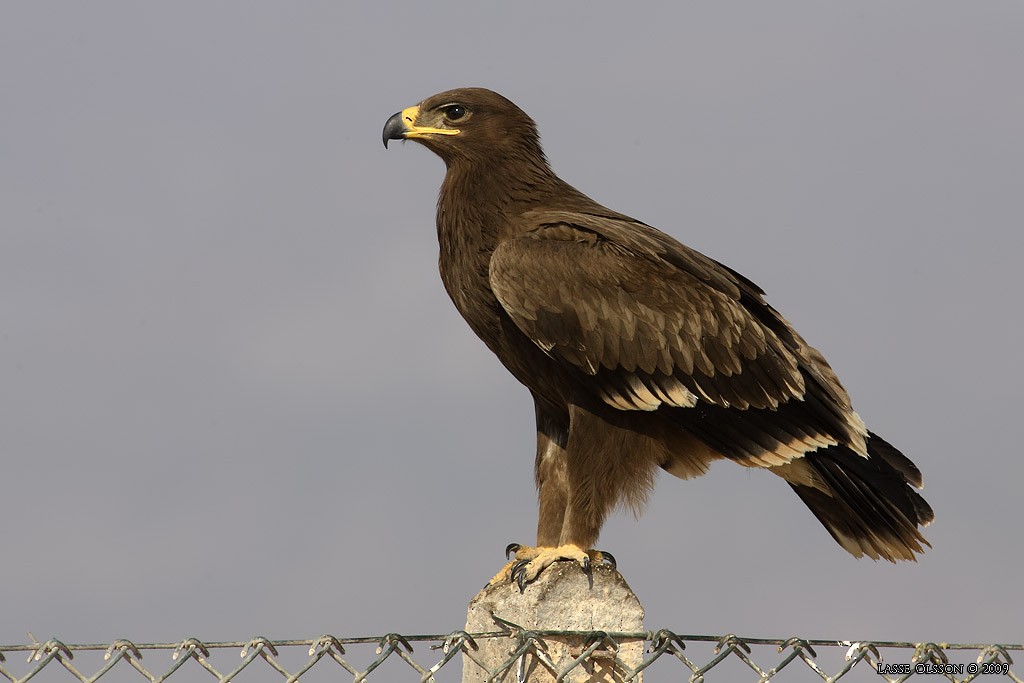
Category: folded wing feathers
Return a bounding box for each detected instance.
[490,217,876,472]
[491,230,810,412]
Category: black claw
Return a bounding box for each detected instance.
[581,555,592,575]
[510,559,530,592]
[505,543,521,559]
[509,565,528,589]
[599,550,617,569]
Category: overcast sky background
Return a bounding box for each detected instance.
[2,0,1022,658]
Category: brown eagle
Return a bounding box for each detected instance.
[383,88,932,586]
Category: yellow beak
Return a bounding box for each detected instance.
[382,106,460,147]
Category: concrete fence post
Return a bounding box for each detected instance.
[462,563,645,682]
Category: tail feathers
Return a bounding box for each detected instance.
[868,431,926,489]
[784,434,933,562]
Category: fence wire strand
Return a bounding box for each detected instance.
[1,632,1020,683]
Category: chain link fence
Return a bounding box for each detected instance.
[1,631,1019,683]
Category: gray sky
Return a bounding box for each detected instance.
[2,0,1022,653]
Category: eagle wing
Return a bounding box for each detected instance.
[489,210,868,464]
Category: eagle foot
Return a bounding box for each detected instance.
[489,544,616,591]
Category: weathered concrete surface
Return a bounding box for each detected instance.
[462,563,644,683]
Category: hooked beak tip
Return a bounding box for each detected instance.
[382,111,406,149]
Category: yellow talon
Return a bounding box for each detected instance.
[487,544,613,589]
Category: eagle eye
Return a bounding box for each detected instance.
[442,105,467,121]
